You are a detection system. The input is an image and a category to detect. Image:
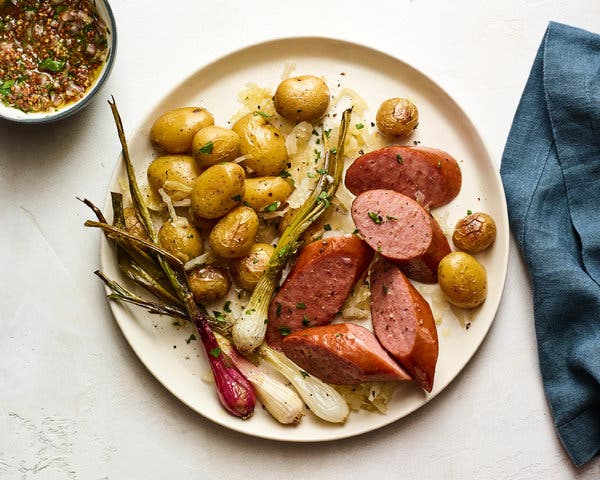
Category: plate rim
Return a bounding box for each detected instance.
[100,35,510,442]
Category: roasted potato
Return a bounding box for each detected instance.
[231,243,275,290]
[146,155,200,202]
[158,220,203,263]
[208,206,259,258]
[273,75,330,123]
[244,176,293,212]
[376,98,419,138]
[190,162,245,219]
[438,252,487,308]
[192,126,241,169]
[232,113,287,176]
[452,212,497,253]
[150,107,214,153]
[187,265,231,303]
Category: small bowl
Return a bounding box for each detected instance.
[0,0,117,124]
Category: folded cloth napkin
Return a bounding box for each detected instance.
[500,21,600,467]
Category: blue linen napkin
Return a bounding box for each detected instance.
[500,21,600,467]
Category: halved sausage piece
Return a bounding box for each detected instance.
[266,236,373,349]
[370,258,439,392]
[282,323,411,384]
[351,189,450,283]
[345,146,462,208]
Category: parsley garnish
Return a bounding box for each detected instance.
[302,315,310,327]
[223,301,232,313]
[276,302,282,318]
[209,347,221,358]
[383,285,389,295]
[385,215,398,221]
[186,334,197,344]
[330,148,338,155]
[232,194,242,202]
[316,191,330,208]
[300,370,310,378]
[264,201,279,212]
[316,168,327,174]
[467,209,473,215]
[38,59,66,73]
[355,123,365,130]
[396,154,403,164]
[213,311,225,323]
[253,111,271,119]
[278,325,292,336]
[296,302,307,309]
[198,141,214,155]
[279,170,291,178]
[368,212,383,224]
[324,223,332,231]
[324,129,332,138]
[307,171,317,178]
[172,321,181,327]
[0,79,15,97]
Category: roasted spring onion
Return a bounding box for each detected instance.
[84,98,256,419]
[232,108,353,354]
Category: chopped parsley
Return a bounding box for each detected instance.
[307,171,317,178]
[0,79,15,97]
[209,347,221,358]
[275,302,282,318]
[278,325,292,336]
[296,302,307,309]
[355,123,365,130]
[264,201,280,212]
[198,141,214,155]
[467,209,473,215]
[231,194,242,202]
[279,170,291,178]
[396,154,404,164]
[302,315,310,327]
[223,301,232,313]
[253,110,271,119]
[300,370,310,378]
[368,211,383,224]
[212,311,225,323]
[316,167,327,174]
[38,58,66,73]
[385,215,398,221]
[330,148,338,155]
[172,321,181,327]
[316,191,330,208]
[185,333,197,344]
[323,223,332,231]
[383,285,389,295]
[324,129,332,138]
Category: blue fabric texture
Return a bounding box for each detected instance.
[500,21,600,467]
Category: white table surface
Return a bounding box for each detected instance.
[1,1,600,478]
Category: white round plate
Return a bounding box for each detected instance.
[101,37,509,442]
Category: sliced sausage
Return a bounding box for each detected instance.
[282,323,411,384]
[345,146,462,208]
[267,236,373,349]
[351,189,450,283]
[370,258,438,392]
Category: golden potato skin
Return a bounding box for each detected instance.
[146,155,200,202]
[452,212,497,253]
[376,98,419,138]
[150,107,214,153]
[190,162,245,219]
[438,252,487,308]
[231,243,275,290]
[192,126,241,169]
[187,265,231,303]
[157,220,203,263]
[244,176,293,212]
[208,206,259,258]
[273,75,330,122]
[232,113,288,176]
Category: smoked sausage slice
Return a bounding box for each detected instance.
[282,323,411,384]
[370,258,438,392]
[266,236,373,349]
[345,146,462,208]
[351,189,450,283]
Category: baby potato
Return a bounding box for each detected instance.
[231,243,275,290]
[150,107,214,154]
[209,206,259,258]
[192,126,241,169]
[147,155,200,202]
[232,113,288,176]
[438,252,487,309]
[190,162,245,219]
[273,75,330,123]
[244,176,293,212]
[376,98,419,138]
[452,212,497,253]
[187,265,231,303]
[158,220,203,263]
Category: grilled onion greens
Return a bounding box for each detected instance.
[232,108,353,354]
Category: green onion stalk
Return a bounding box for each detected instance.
[85,99,256,419]
[232,108,353,355]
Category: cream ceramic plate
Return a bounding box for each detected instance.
[101,37,509,441]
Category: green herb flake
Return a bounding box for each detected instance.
[330,148,338,155]
[279,170,291,178]
[38,59,66,73]
[264,201,280,212]
[209,347,221,358]
[278,325,292,336]
[172,321,181,327]
[355,123,365,130]
[307,171,317,178]
[0,79,15,96]
[302,315,310,327]
[253,111,271,119]
[276,302,282,318]
[316,191,330,208]
[300,370,310,378]
[352,228,359,235]
[324,129,332,138]
[316,167,327,174]
[198,141,214,155]
[383,285,389,295]
[231,194,242,202]
[385,215,398,221]
[296,302,307,309]
[213,311,226,323]
[314,149,322,161]
[323,223,332,231]
[396,154,404,164]
[368,211,383,224]
[376,245,382,253]
[185,333,197,344]
[277,245,288,258]
[467,209,473,215]
[223,301,232,313]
